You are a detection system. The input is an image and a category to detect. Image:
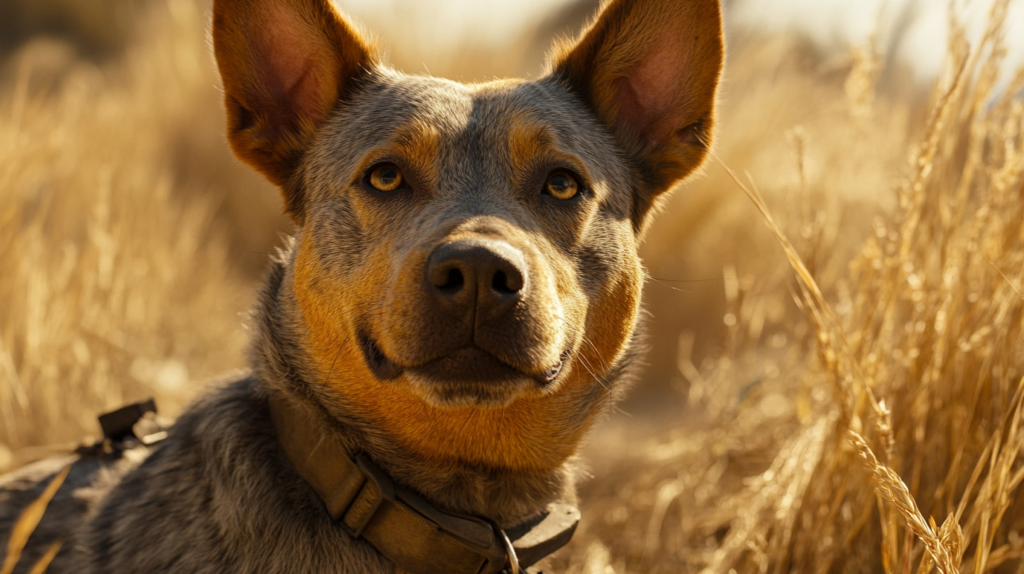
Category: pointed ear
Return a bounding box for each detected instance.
[213,0,375,222]
[550,0,724,218]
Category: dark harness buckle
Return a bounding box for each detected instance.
[97,398,158,442]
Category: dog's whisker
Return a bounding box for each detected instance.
[316,339,346,403]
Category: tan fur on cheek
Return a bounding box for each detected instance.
[578,257,644,375]
[292,234,358,380]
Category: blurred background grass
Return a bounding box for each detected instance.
[1,0,1023,572]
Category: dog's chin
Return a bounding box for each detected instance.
[361,337,564,407]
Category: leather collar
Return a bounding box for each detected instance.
[269,396,580,574]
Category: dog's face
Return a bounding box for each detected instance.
[298,76,642,406]
[213,0,723,471]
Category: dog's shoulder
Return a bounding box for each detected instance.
[62,375,393,574]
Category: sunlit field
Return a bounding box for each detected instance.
[2,0,1024,572]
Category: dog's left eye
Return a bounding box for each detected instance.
[544,172,580,200]
[368,164,404,192]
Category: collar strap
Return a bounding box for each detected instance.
[269,397,580,574]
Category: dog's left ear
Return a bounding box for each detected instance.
[550,0,724,227]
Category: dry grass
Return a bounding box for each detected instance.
[2,0,1024,573]
[556,1,1024,573]
[0,0,257,462]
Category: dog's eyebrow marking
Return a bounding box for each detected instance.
[350,119,443,189]
[507,117,554,176]
[506,117,594,191]
[390,119,441,161]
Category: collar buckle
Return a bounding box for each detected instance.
[497,528,520,574]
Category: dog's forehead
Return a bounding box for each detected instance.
[353,73,476,138]
[309,71,624,190]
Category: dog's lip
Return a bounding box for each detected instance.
[361,335,404,381]
[359,333,568,387]
[414,346,566,387]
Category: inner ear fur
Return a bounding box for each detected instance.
[550,0,724,215]
[213,0,376,222]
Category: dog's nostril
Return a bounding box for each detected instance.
[491,270,522,295]
[493,271,508,294]
[440,268,465,293]
[428,262,466,293]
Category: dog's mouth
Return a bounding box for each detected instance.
[360,333,567,399]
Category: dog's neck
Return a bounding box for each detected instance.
[248,243,578,527]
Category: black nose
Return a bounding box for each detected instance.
[426,239,527,319]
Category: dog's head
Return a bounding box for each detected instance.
[213,0,723,472]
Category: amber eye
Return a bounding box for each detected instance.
[545,172,579,200]
[369,164,403,192]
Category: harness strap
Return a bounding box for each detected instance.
[269,396,579,574]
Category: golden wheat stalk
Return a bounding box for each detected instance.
[0,464,71,574]
[848,431,962,574]
[27,540,63,574]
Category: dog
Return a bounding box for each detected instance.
[0,0,723,571]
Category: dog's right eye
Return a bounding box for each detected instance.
[368,164,404,192]
[544,171,580,201]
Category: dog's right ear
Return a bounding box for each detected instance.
[213,0,375,221]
